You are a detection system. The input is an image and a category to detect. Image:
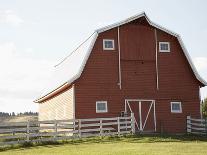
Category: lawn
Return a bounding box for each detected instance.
[1,135,207,155]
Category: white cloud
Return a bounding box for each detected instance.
[0,42,55,112]
[0,9,24,26]
[25,48,34,54]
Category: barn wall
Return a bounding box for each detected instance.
[39,86,74,121]
[74,18,201,133]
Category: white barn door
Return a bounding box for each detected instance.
[125,99,156,132]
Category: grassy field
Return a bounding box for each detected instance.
[1,135,207,155]
[0,116,38,123]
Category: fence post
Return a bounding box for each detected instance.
[131,113,135,134]
[54,120,58,139]
[117,117,120,136]
[100,119,103,137]
[187,116,191,133]
[73,119,76,135]
[205,118,207,135]
[26,120,30,142]
[78,119,82,138]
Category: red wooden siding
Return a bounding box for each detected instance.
[74,18,201,133]
[120,23,155,60]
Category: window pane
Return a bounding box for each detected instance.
[160,43,169,50]
[105,41,113,48]
[97,103,106,111]
[172,103,180,111]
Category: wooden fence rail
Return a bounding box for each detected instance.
[0,113,135,146]
[187,116,207,135]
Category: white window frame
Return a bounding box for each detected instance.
[103,39,115,50]
[96,101,108,113]
[171,102,182,113]
[159,42,170,52]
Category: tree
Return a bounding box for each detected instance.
[202,98,207,118]
[12,112,15,116]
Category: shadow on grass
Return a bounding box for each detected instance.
[124,134,207,143]
[1,134,207,152]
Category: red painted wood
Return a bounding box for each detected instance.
[74,18,201,133]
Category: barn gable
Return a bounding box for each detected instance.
[35,12,206,103]
[96,12,206,87]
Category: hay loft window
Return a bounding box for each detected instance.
[159,42,170,52]
[96,101,108,113]
[103,39,115,50]
[171,102,182,113]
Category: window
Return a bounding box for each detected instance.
[171,102,182,113]
[103,39,115,50]
[96,101,108,113]
[159,42,170,52]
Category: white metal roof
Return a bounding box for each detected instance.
[35,32,98,102]
[35,12,207,102]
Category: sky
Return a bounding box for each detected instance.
[0,0,207,113]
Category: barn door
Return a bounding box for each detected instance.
[125,99,156,132]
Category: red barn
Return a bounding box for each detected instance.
[35,12,206,133]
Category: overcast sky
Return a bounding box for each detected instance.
[0,0,207,113]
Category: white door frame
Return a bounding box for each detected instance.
[125,99,156,132]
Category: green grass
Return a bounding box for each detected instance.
[1,135,207,155]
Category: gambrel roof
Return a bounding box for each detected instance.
[34,12,207,103]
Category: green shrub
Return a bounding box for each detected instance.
[21,142,33,147]
[202,98,207,118]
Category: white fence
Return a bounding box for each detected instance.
[187,116,207,135]
[0,114,135,146]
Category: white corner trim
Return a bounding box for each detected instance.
[171,101,182,113]
[118,27,122,89]
[96,101,108,113]
[72,84,75,120]
[155,29,159,90]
